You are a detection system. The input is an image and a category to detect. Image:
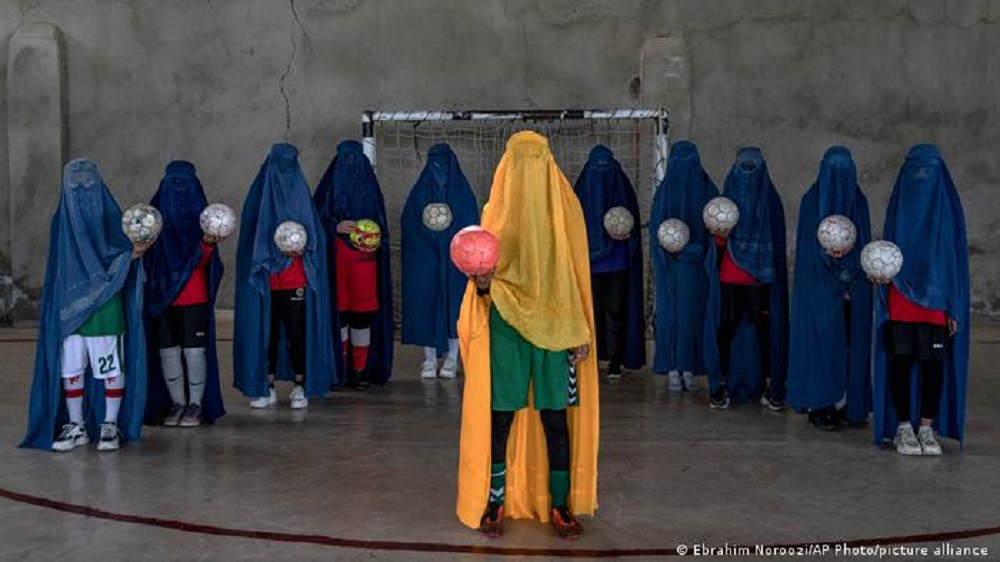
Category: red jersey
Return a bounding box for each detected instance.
[270,256,307,290]
[173,242,214,307]
[888,284,947,326]
[716,236,757,286]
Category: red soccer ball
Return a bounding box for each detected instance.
[450,226,500,276]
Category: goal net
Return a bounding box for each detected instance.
[363,109,669,332]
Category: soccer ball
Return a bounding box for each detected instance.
[199,203,237,238]
[861,240,904,281]
[817,215,857,254]
[702,197,740,232]
[603,206,634,238]
[657,219,691,254]
[450,226,500,276]
[422,203,453,232]
[349,219,382,252]
[274,221,307,254]
[122,204,162,243]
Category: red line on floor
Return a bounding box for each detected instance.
[1,486,999,557]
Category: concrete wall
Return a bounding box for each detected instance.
[2,0,999,322]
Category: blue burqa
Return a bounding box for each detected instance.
[21,159,148,450]
[786,147,872,422]
[873,144,970,444]
[649,141,718,374]
[400,144,479,353]
[233,143,337,397]
[703,147,789,400]
[314,140,395,385]
[573,145,645,369]
[144,160,226,424]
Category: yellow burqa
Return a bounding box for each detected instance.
[456,130,599,528]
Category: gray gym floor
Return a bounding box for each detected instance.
[1,317,998,561]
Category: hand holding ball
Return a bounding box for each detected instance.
[603,206,634,240]
[122,204,163,244]
[861,240,903,284]
[349,219,382,252]
[703,197,739,236]
[657,219,690,254]
[450,226,500,277]
[817,215,857,256]
[274,221,308,255]
[200,203,237,241]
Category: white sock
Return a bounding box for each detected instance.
[668,370,680,378]
[159,346,186,405]
[835,393,847,410]
[183,347,207,406]
[104,375,125,423]
[424,347,437,363]
[350,327,371,347]
[447,338,459,361]
[898,422,911,431]
[340,326,349,343]
[682,371,693,378]
[63,375,85,425]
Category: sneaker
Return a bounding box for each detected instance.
[163,403,186,427]
[893,424,922,456]
[809,408,837,432]
[354,372,370,391]
[479,502,504,538]
[249,388,277,408]
[420,359,437,379]
[97,422,120,452]
[760,393,788,412]
[179,403,202,427]
[439,357,458,379]
[667,372,682,391]
[918,425,942,456]
[52,423,89,452]
[710,387,730,410]
[550,505,583,539]
[289,386,309,410]
[682,372,698,391]
[607,366,622,381]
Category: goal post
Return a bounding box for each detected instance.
[361,108,669,332]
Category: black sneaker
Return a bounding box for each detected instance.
[354,371,370,391]
[834,407,868,428]
[710,387,730,410]
[809,408,837,432]
[760,393,787,412]
[479,501,504,538]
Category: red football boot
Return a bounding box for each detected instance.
[479,502,504,538]
[550,505,583,539]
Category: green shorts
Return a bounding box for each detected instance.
[489,305,573,412]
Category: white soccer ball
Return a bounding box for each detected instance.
[199,203,237,238]
[703,197,740,232]
[422,203,453,232]
[122,203,162,243]
[657,219,690,254]
[817,215,857,254]
[603,206,634,238]
[861,240,904,281]
[274,221,308,254]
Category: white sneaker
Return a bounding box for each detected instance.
[440,357,458,379]
[893,424,922,456]
[249,388,277,409]
[667,371,682,392]
[289,386,308,409]
[421,359,438,379]
[682,372,698,391]
[97,422,120,452]
[52,423,89,452]
[918,425,942,456]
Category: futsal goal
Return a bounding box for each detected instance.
[362,109,669,332]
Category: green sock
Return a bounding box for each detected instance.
[549,470,570,508]
[489,462,506,505]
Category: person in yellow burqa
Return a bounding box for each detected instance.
[456,130,599,538]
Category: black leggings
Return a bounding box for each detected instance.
[890,357,944,421]
[591,271,628,372]
[268,289,307,376]
[491,409,569,471]
[717,283,771,382]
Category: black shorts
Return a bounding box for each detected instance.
[157,303,210,349]
[883,321,947,361]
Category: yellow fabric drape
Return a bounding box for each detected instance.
[456,131,599,528]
